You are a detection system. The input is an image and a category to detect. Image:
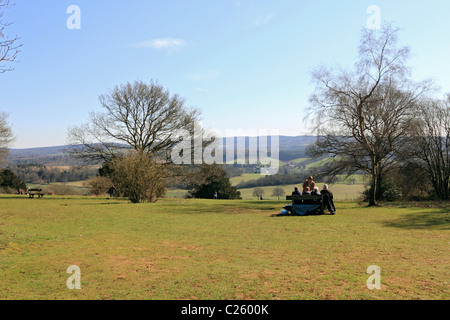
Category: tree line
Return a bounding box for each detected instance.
[7,164,98,184]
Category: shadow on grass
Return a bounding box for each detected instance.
[78,202,123,206]
[381,209,450,230]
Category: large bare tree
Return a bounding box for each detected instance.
[67,80,200,164]
[0,0,21,73]
[306,25,431,206]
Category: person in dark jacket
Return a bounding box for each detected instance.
[320,184,336,214]
[108,185,116,198]
[291,187,302,205]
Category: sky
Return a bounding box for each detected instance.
[0,0,449,149]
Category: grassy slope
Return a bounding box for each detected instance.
[229,173,262,186]
[0,195,448,300]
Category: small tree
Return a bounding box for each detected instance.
[271,187,285,200]
[253,187,265,200]
[110,151,167,203]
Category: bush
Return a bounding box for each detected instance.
[363,178,403,202]
[87,176,113,196]
[0,169,27,193]
[110,152,167,203]
[186,164,241,199]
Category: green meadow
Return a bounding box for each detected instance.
[238,183,365,201]
[1,195,448,300]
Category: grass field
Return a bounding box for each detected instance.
[239,183,365,201]
[229,173,262,186]
[167,183,364,201]
[0,195,448,300]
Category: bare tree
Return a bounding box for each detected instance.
[271,187,285,200]
[67,80,200,164]
[306,25,431,206]
[0,0,21,73]
[253,187,265,200]
[402,96,450,200]
[0,112,14,165]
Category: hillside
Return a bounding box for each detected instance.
[6,145,80,166]
[6,135,318,166]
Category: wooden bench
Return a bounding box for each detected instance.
[286,194,325,214]
[28,189,45,198]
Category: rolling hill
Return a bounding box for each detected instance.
[6,135,318,166]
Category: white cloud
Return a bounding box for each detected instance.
[249,12,276,28]
[187,69,220,81]
[131,37,186,50]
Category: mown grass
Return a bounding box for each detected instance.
[238,183,365,201]
[0,195,448,300]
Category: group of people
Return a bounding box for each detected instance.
[291,176,336,215]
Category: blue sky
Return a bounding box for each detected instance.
[1,0,449,148]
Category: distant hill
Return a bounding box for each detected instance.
[6,136,318,166]
[278,135,317,150]
[7,145,80,166]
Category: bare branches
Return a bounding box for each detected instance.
[0,0,21,73]
[306,24,431,205]
[402,96,450,200]
[67,80,201,164]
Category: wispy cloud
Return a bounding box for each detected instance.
[195,87,209,93]
[249,12,276,28]
[187,69,220,81]
[131,37,186,50]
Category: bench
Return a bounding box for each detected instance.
[285,194,325,214]
[28,189,45,198]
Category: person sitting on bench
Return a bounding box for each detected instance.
[320,184,336,215]
[310,187,321,204]
[291,187,302,204]
[303,187,314,204]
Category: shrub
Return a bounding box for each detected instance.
[0,169,27,193]
[186,164,241,199]
[363,178,403,202]
[87,176,113,196]
[110,152,167,203]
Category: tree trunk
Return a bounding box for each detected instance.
[368,161,378,206]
